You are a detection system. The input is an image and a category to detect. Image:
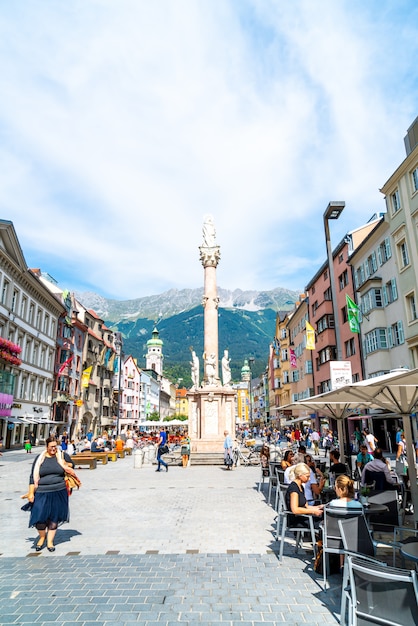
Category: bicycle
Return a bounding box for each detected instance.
[233,442,261,466]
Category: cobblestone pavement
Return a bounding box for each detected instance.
[0,450,342,625]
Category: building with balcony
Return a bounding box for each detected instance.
[0,221,65,448]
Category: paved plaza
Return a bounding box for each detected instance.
[0,450,342,625]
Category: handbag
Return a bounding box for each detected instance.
[159,444,169,455]
[65,472,81,495]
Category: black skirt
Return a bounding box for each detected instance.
[29,489,69,527]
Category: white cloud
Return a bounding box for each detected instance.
[0,0,417,298]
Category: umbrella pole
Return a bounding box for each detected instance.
[337,420,346,466]
[401,413,418,527]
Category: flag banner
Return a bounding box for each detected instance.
[81,366,93,388]
[306,321,316,350]
[346,294,360,333]
[289,348,297,368]
[58,354,73,376]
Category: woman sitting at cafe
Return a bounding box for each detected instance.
[285,463,323,527]
[281,450,294,470]
[328,475,363,509]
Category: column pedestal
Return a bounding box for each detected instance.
[187,387,236,453]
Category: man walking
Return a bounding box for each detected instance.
[156,427,168,472]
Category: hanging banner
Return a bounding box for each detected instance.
[81,366,93,388]
[306,321,316,350]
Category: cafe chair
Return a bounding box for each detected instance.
[342,553,418,626]
[320,505,364,590]
[338,516,397,567]
[267,461,281,508]
[276,484,316,561]
[367,489,403,533]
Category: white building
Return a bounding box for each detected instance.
[0,220,64,448]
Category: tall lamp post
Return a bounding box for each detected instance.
[323,201,347,465]
[323,202,345,361]
[114,332,123,436]
[248,357,254,425]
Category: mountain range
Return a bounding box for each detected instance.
[76,287,300,386]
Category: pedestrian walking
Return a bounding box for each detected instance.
[180,432,191,468]
[223,430,233,470]
[21,437,80,552]
[156,428,168,472]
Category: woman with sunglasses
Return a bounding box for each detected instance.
[281,450,294,470]
[22,436,79,552]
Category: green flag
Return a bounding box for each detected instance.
[346,294,360,333]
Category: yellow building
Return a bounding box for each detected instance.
[175,387,189,416]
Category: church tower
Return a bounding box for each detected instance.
[146,326,163,375]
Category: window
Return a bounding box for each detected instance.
[377,238,392,265]
[383,279,398,306]
[364,328,388,354]
[11,289,19,312]
[361,288,383,314]
[20,296,27,319]
[412,167,418,193]
[406,293,418,322]
[398,240,410,268]
[305,360,313,374]
[291,370,299,383]
[317,315,334,333]
[312,301,319,317]
[29,303,34,324]
[339,270,349,290]
[345,338,356,357]
[391,189,401,213]
[354,264,366,288]
[388,321,404,347]
[281,349,288,361]
[318,346,336,365]
[324,287,332,301]
[365,252,378,278]
[36,308,42,329]
[1,279,9,305]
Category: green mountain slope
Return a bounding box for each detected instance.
[108,306,277,386]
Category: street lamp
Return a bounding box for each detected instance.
[114,332,123,436]
[323,201,348,467]
[248,357,254,424]
[323,201,345,362]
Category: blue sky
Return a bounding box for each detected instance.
[0,0,417,300]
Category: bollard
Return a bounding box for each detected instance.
[133,448,144,469]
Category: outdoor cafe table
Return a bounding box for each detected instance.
[362,502,389,517]
[400,539,418,564]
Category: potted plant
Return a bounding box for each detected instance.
[360,486,370,505]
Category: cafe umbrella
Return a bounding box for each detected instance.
[281,368,418,523]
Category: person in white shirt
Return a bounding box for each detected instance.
[364,428,377,454]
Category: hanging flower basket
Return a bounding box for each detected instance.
[0,338,22,366]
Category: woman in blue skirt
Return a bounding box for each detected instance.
[23,437,80,552]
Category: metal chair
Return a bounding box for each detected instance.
[320,505,364,590]
[276,484,317,561]
[343,553,418,625]
[338,515,398,567]
[267,461,281,507]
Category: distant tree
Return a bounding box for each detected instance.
[148,412,160,421]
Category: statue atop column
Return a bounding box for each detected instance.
[190,350,199,389]
[222,349,231,386]
[202,214,216,247]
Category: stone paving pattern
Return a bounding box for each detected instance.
[0,450,342,625]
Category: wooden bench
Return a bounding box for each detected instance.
[123,447,133,456]
[70,455,97,469]
[88,452,109,465]
[105,451,118,462]
[115,449,125,459]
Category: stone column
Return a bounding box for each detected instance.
[200,246,221,385]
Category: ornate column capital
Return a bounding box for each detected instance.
[199,246,221,268]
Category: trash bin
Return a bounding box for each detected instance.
[133,448,144,469]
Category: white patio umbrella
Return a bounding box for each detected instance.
[282,368,418,522]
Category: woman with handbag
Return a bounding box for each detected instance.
[21,437,80,552]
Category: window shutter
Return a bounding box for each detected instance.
[392,279,398,301]
[398,321,404,344]
[383,285,388,307]
[387,326,393,348]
